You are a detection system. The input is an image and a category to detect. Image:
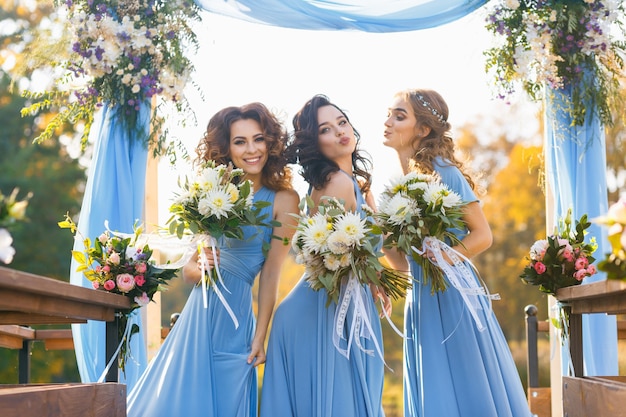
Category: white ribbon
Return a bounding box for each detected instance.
[198,236,239,329]
[412,236,500,332]
[332,272,387,367]
[380,297,406,340]
[97,311,134,383]
[550,302,575,377]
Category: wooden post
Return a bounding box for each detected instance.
[18,339,31,384]
[144,101,162,361]
[545,145,563,417]
[525,304,539,389]
[105,317,119,382]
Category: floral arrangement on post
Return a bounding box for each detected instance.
[291,196,411,305]
[0,188,32,264]
[376,172,466,294]
[484,0,626,126]
[520,209,597,295]
[21,0,202,154]
[593,197,626,279]
[59,214,178,371]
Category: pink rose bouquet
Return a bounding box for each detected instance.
[520,209,597,295]
[60,214,177,309]
[60,214,178,371]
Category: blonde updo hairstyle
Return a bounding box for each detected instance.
[398,88,476,191]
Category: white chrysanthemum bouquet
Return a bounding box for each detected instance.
[168,161,269,238]
[377,172,466,293]
[292,196,410,305]
[167,161,271,289]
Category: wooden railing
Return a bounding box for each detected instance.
[526,283,626,417]
[0,266,131,417]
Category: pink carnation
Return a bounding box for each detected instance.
[92,281,100,289]
[103,280,116,291]
[587,264,597,275]
[135,262,147,274]
[134,292,150,307]
[574,257,589,270]
[561,249,574,262]
[102,265,111,274]
[574,269,588,281]
[98,233,109,245]
[116,273,135,293]
[108,252,121,265]
[135,275,145,286]
[533,261,547,274]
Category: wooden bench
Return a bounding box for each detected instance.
[0,325,74,383]
[0,383,125,417]
[525,302,626,417]
[0,266,131,417]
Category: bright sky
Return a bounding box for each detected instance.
[158,7,539,221]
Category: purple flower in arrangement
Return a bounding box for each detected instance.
[118,31,131,42]
[20,0,203,154]
[94,45,104,61]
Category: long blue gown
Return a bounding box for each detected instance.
[260,174,385,417]
[404,159,531,417]
[127,187,275,417]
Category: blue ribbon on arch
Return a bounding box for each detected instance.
[194,0,488,32]
[70,102,150,389]
[545,79,618,376]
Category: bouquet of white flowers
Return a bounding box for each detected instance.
[167,161,271,326]
[291,195,410,359]
[376,172,466,293]
[292,196,410,304]
[167,161,269,242]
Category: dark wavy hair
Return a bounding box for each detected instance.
[285,94,372,192]
[195,102,292,191]
[397,89,477,191]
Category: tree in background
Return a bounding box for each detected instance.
[0,1,85,383]
[606,84,626,203]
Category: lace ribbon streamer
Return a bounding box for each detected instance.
[332,272,386,366]
[412,236,500,332]
[197,236,239,329]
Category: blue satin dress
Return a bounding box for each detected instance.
[404,159,531,417]
[127,187,275,417]
[260,174,385,417]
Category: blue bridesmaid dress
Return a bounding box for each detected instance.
[260,174,385,417]
[127,187,276,417]
[404,159,531,417]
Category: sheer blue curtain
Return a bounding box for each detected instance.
[545,83,618,376]
[194,0,488,32]
[70,102,150,389]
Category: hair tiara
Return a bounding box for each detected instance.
[414,93,446,124]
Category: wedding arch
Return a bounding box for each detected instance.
[46,1,620,414]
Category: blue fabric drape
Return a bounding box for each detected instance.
[194,0,488,32]
[70,102,150,389]
[545,84,618,376]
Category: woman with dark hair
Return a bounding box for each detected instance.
[260,95,389,417]
[127,102,299,417]
[383,89,531,417]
